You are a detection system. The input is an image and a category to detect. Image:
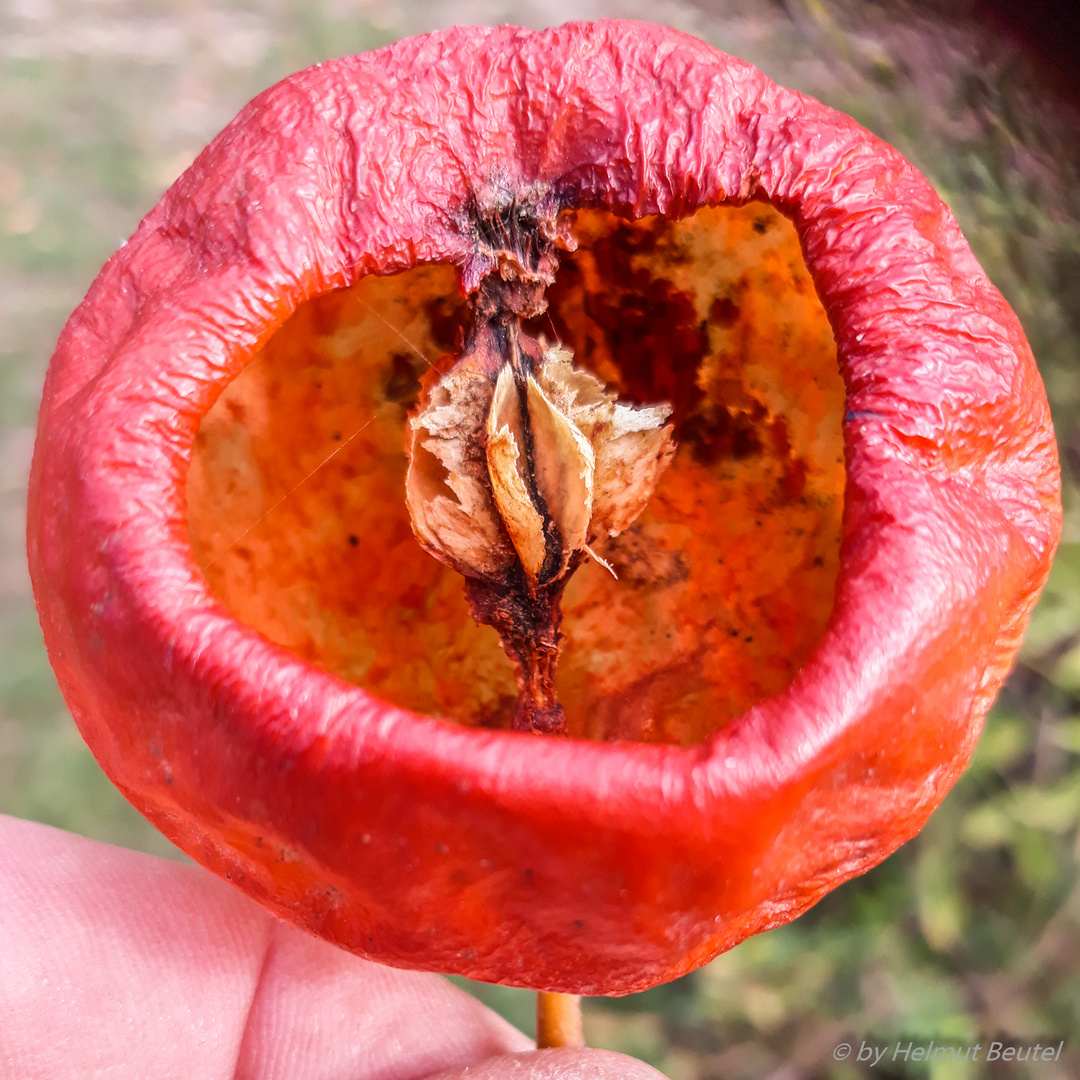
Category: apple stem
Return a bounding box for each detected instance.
[536,991,584,1048]
[465,575,570,734]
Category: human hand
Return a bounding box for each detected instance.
[0,814,663,1079]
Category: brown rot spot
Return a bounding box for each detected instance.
[710,296,741,327]
[424,293,470,354]
[680,405,766,466]
[383,352,422,405]
[539,219,707,426]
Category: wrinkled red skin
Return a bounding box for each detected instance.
[28,22,1060,994]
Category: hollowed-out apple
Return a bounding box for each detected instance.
[28,21,1059,996]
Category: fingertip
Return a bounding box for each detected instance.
[418,1048,669,1080]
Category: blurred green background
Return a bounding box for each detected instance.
[2,1,1079,1077]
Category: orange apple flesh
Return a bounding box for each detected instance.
[187,203,844,746]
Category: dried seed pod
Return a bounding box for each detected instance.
[535,348,676,545]
[406,344,673,589]
[404,360,515,580]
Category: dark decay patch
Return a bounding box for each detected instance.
[382,351,421,405]
[587,278,707,426]
[536,215,766,471]
[681,405,766,466]
[769,417,809,501]
[604,524,690,588]
[424,293,469,355]
[531,212,815,491]
[710,296,740,327]
[471,692,521,731]
[537,218,708,428]
[309,294,345,336]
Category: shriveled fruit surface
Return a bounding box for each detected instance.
[28,20,1059,995]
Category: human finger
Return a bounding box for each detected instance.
[422,1048,669,1079]
[0,813,529,1080]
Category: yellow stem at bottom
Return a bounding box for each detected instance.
[536,991,584,1048]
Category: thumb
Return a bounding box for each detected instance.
[421,1048,668,1079]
